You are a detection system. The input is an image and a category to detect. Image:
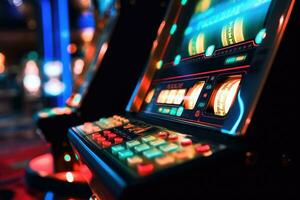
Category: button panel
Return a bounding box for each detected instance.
[76,115,225,177]
[106,127,222,177]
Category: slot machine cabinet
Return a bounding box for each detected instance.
[68,0,297,199]
[26,0,169,196]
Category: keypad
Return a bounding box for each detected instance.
[108,129,216,176]
[77,115,222,177]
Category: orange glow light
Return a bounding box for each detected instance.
[81,27,95,43]
[184,81,205,110]
[73,58,85,75]
[145,89,155,104]
[213,76,241,116]
[157,20,166,35]
[157,90,170,104]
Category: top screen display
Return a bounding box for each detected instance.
[139,0,273,134]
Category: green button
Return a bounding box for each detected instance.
[141,135,156,143]
[118,149,134,160]
[149,139,166,147]
[111,145,125,154]
[159,143,179,153]
[134,143,150,153]
[143,148,163,159]
[126,140,140,148]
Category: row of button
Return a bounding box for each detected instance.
[79,115,129,135]
[90,130,125,148]
[110,131,213,176]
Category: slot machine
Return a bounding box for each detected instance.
[68,0,297,199]
[26,0,169,196]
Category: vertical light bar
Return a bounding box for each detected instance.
[57,0,72,105]
[41,0,54,62]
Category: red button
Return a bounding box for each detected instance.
[92,134,101,140]
[137,163,154,176]
[103,130,111,136]
[96,136,106,144]
[158,131,168,139]
[107,133,117,140]
[195,144,211,153]
[102,141,112,148]
[168,134,178,141]
[181,138,192,146]
[114,137,123,144]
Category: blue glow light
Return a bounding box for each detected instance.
[173,55,182,66]
[44,191,54,200]
[170,24,178,35]
[57,0,72,105]
[41,0,53,62]
[181,0,188,6]
[205,45,215,57]
[221,91,245,135]
[255,28,267,44]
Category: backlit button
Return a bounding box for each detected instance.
[126,140,141,148]
[157,131,169,139]
[149,139,166,147]
[127,156,143,166]
[103,130,111,136]
[107,133,117,140]
[155,156,175,166]
[168,134,178,141]
[118,149,134,160]
[92,134,101,140]
[92,126,101,132]
[143,148,163,159]
[102,141,112,148]
[134,143,150,153]
[195,144,211,153]
[137,163,154,176]
[141,135,156,143]
[172,151,193,160]
[111,145,125,154]
[96,136,106,144]
[159,143,179,153]
[114,137,123,144]
[180,138,192,146]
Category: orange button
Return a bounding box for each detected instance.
[155,156,175,166]
[137,163,154,176]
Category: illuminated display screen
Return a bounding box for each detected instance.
[140,0,273,132]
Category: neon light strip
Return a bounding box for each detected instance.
[153,65,249,83]
[221,91,244,135]
[41,0,54,62]
[57,0,72,105]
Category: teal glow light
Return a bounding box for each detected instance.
[205,45,215,57]
[184,27,193,35]
[176,106,184,116]
[173,55,181,66]
[181,0,188,6]
[221,91,244,135]
[255,28,267,45]
[64,153,71,162]
[170,24,177,35]
[156,60,163,69]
